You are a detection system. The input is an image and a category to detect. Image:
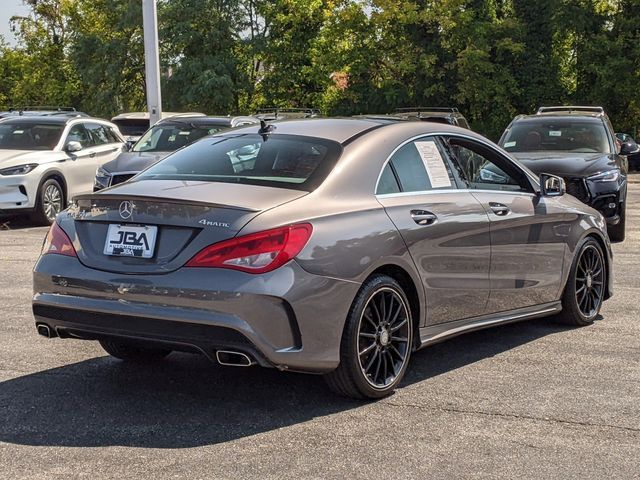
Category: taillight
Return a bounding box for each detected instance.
[42,222,77,257]
[186,223,312,273]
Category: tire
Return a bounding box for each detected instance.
[607,203,625,243]
[30,178,64,226]
[99,339,171,362]
[324,274,414,399]
[556,237,606,326]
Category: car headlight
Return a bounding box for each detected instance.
[0,163,39,176]
[588,169,620,183]
[94,166,112,190]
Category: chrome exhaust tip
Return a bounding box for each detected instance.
[215,350,255,367]
[36,324,52,338]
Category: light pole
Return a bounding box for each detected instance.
[142,0,162,126]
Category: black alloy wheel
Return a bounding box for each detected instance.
[575,244,605,318]
[325,274,414,399]
[557,237,606,326]
[357,287,411,389]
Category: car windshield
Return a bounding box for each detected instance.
[501,120,610,153]
[137,133,342,191]
[112,119,149,137]
[0,123,64,150]
[133,124,226,153]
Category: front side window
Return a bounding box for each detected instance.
[65,124,92,148]
[377,137,456,194]
[0,123,64,150]
[501,120,610,153]
[138,133,342,191]
[447,138,532,193]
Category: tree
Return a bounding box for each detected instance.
[160,0,246,114]
[68,0,146,117]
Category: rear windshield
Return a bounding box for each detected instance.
[137,133,342,191]
[501,120,610,153]
[0,123,64,150]
[112,119,149,136]
[133,124,226,153]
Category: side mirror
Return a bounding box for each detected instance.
[620,141,639,156]
[125,140,136,151]
[65,141,82,153]
[540,173,565,197]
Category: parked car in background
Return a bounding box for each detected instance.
[0,106,88,119]
[254,107,321,120]
[34,118,613,399]
[0,115,124,224]
[499,106,629,242]
[110,111,205,147]
[94,115,259,191]
[393,107,471,129]
[615,132,640,171]
[355,107,471,129]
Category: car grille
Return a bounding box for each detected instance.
[111,173,136,187]
[564,178,590,203]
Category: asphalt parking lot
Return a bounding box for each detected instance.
[0,179,639,480]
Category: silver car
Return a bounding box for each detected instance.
[32,118,613,399]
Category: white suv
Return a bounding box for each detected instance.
[0,115,125,224]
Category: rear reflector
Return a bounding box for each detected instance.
[185,223,312,274]
[42,222,77,257]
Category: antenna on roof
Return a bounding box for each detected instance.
[258,119,276,140]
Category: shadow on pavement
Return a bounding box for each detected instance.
[0,215,41,231]
[0,317,573,448]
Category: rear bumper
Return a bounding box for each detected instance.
[33,254,361,373]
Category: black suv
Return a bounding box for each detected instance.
[499,106,629,242]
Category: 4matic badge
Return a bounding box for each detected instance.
[199,219,230,228]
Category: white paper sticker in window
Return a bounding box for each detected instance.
[504,141,516,148]
[413,141,452,188]
[549,130,562,137]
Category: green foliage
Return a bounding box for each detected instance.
[1,0,639,138]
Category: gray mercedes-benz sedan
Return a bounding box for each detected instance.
[33,118,613,399]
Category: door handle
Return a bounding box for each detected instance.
[489,202,510,216]
[410,210,438,225]
[89,151,96,158]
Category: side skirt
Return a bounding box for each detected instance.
[418,301,562,349]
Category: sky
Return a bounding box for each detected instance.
[0,0,30,46]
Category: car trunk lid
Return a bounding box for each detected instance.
[66,179,307,274]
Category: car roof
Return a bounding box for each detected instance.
[0,115,114,126]
[226,117,475,145]
[156,116,258,127]
[111,112,205,121]
[511,114,603,123]
[0,115,74,125]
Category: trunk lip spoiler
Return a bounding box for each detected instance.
[72,193,260,213]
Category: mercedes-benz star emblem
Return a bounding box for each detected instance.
[119,201,133,220]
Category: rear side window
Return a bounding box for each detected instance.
[106,127,122,143]
[376,164,401,194]
[138,133,342,191]
[378,137,456,193]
